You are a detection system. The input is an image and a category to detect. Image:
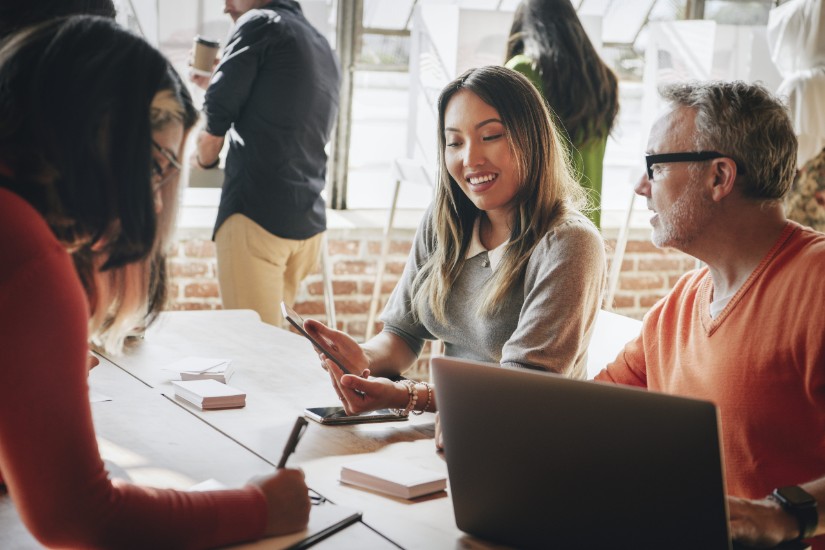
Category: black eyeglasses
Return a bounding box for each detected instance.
[151,140,182,192]
[645,151,746,180]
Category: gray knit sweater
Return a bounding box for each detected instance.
[380,208,606,379]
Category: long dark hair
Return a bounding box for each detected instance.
[0,16,168,266]
[0,16,185,349]
[0,0,116,39]
[505,0,618,144]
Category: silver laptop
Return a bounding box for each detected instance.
[432,356,731,550]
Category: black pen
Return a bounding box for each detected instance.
[277,416,309,469]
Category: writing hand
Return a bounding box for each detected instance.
[250,468,310,537]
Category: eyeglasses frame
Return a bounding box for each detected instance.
[645,151,747,181]
[151,140,182,192]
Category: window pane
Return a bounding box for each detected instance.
[704,1,771,25]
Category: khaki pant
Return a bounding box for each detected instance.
[215,214,323,326]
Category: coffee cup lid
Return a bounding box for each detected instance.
[195,36,220,48]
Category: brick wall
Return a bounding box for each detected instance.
[166,225,696,376]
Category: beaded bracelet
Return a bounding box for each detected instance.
[401,379,418,416]
[411,381,432,415]
[391,379,417,417]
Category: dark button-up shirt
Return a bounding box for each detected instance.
[205,0,340,240]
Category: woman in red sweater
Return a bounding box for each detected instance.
[0,16,309,548]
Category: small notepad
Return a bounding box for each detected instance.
[340,457,447,500]
[172,379,246,410]
[164,356,235,384]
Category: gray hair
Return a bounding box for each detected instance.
[660,80,797,200]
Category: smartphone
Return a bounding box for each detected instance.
[281,302,353,375]
[304,406,407,425]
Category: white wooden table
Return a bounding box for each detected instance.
[103,310,477,549]
[0,346,399,549]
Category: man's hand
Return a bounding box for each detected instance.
[728,495,799,547]
[193,130,225,170]
[189,71,212,90]
[187,48,219,90]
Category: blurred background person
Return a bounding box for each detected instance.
[785,149,825,232]
[0,0,116,37]
[191,0,341,327]
[0,16,309,547]
[768,0,825,232]
[505,0,619,229]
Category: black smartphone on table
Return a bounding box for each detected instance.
[304,406,407,425]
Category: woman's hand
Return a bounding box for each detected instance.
[87,352,100,372]
[249,468,310,536]
[303,319,409,414]
[304,319,370,377]
[434,412,444,450]
[332,366,409,415]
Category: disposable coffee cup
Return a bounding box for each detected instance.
[192,36,220,77]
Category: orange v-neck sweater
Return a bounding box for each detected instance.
[0,188,266,548]
[597,223,825,508]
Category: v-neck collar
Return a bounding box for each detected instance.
[698,222,798,335]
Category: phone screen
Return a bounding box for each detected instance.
[280,302,352,374]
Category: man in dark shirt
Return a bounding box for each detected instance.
[192,0,340,326]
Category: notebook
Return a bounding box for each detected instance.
[340,457,447,499]
[431,356,731,550]
[171,379,246,410]
[179,362,235,384]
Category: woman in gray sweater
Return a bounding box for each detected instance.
[306,65,605,419]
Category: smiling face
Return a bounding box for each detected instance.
[639,106,716,250]
[443,89,520,220]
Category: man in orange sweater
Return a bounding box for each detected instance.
[596,81,825,549]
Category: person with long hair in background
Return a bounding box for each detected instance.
[505,0,619,229]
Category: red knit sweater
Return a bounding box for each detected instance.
[0,188,267,548]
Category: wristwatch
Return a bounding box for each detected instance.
[770,486,818,540]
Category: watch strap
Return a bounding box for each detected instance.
[771,486,818,540]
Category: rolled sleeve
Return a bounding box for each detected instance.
[204,10,285,136]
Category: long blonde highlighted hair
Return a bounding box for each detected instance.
[411,66,585,322]
[90,81,198,353]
